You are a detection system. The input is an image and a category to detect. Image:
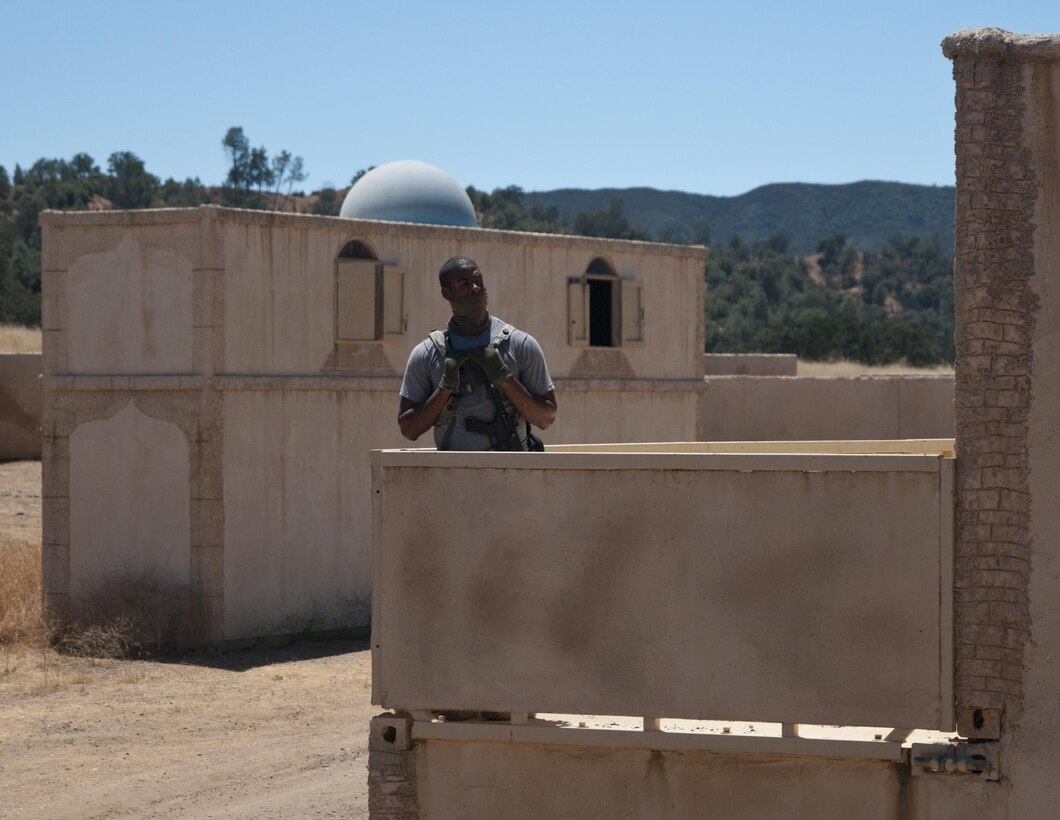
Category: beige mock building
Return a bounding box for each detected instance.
[39,196,706,644]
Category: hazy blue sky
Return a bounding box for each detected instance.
[4,1,1056,196]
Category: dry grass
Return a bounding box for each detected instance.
[67,572,204,653]
[0,539,46,647]
[0,539,175,694]
[797,359,954,377]
[0,539,80,693]
[0,324,42,353]
[1,639,141,695]
[0,462,178,693]
[0,553,146,693]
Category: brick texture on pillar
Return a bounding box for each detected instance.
[368,715,419,819]
[942,27,1060,740]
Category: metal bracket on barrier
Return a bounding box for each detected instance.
[909,741,999,781]
[372,713,413,751]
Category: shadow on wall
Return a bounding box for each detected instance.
[0,354,42,460]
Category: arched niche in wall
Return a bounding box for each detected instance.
[568,256,643,347]
[69,401,191,600]
[67,234,193,374]
[335,238,406,341]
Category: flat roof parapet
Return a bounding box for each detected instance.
[39,205,708,258]
[942,27,1060,60]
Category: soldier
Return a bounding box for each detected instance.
[398,256,556,450]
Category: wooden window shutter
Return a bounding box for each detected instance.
[382,266,406,337]
[567,276,588,346]
[336,259,380,340]
[621,279,644,344]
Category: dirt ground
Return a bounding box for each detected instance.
[0,461,378,819]
[0,460,41,547]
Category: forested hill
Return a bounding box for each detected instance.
[0,133,959,365]
[526,181,956,255]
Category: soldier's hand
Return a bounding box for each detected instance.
[469,346,513,387]
[439,353,468,394]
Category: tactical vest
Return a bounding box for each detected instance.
[428,324,543,452]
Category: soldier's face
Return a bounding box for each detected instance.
[441,266,486,302]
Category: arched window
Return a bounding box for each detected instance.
[586,257,617,347]
[335,239,405,341]
[567,256,644,348]
[338,239,377,260]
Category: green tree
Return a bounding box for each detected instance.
[221,126,306,209]
[655,227,685,243]
[248,146,271,192]
[221,127,256,206]
[0,166,11,214]
[158,177,204,207]
[468,185,564,233]
[270,150,308,212]
[572,198,649,240]
[14,190,45,247]
[310,186,342,216]
[0,220,41,324]
[817,233,858,288]
[68,152,100,179]
[705,232,952,365]
[222,127,250,189]
[106,151,159,209]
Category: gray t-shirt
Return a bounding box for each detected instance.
[400,317,555,451]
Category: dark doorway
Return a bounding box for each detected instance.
[586,257,616,347]
[588,277,614,347]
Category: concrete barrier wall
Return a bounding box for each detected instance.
[369,439,985,819]
[372,444,954,729]
[394,741,995,820]
[704,353,797,376]
[0,353,42,460]
[701,375,953,441]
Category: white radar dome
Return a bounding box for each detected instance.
[339,160,478,227]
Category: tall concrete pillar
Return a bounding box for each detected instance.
[944,27,1060,809]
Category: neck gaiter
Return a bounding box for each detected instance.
[448,291,489,336]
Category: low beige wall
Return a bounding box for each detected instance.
[548,380,702,445]
[702,375,953,441]
[402,740,996,820]
[704,353,797,376]
[372,445,954,729]
[0,353,42,460]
